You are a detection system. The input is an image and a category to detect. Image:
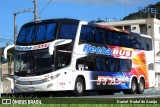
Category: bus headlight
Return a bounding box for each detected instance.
[45,76,53,82]
[14,80,19,84]
[44,73,60,82]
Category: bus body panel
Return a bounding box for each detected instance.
[5,19,154,94]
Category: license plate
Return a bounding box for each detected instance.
[27,87,35,91]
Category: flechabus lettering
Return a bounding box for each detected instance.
[112,49,132,57]
[83,44,132,57]
[83,44,112,55]
[15,46,32,51]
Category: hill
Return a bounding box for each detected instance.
[123,2,160,20]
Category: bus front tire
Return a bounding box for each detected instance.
[74,77,85,96]
[137,79,145,94]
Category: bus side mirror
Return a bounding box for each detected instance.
[49,39,72,55]
[3,44,15,59]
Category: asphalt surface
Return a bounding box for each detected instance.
[1,91,160,98]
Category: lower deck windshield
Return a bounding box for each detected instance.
[14,48,54,76]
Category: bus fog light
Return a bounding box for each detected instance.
[45,77,53,82]
[47,84,53,88]
[14,80,19,83]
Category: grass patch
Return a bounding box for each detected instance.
[1,104,160,107]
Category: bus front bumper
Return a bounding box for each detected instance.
[14,80,58,93]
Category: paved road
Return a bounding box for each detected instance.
[2,91,160,98]
[77,92,160,98]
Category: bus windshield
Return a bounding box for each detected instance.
[17,22,78,44]
[17,23,57,44]
[14,48,54,76]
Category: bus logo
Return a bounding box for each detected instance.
[83,44,132,57]
[15,43,50,51]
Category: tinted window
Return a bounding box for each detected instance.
[58,24,78,39]
[108,31,115,45]
[130,33,141,49]
[146,38,152,51]
[120,33,131,47]
[80,25,94,42]
[99,29,107,44]
[17,23,57,43]
[79,25,152,51]
[76,56,132,72]
[80,25,108,44]
[108,31,121,46]
[120,59,132,72]
[94,29,101,43]
[130,32,152,51]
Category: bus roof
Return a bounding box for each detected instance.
[94,24,129,34]
[22,18,81,26]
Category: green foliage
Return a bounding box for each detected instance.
[0,104,160,107]
[7,48,14,61]
[123,2,160,20]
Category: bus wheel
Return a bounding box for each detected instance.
[74,77,85,96]
[137,79,145,94]
[123,78,137,94]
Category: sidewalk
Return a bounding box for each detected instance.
[145,87,160,93]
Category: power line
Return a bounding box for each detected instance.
[39,0,54,15]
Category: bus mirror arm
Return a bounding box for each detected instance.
[49,39,72,55]
[4,44,15,59]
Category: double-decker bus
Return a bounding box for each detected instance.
[4,18,155,96]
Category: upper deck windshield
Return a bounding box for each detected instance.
[17,23,57,44]
[17,19,79,45]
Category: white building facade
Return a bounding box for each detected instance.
[97,18,160,88]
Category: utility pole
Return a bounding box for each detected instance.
[13,8,32,44]
[13,14,17,44]
[33,0,39,21]
[11,9,32,75]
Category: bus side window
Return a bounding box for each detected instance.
[76,56,96,71]
[95,57,106,71]
[131,35,140,49]
[79,25,94,43]
[120,59,131,72]
[146,38,152,51]
[101,29,108,44]
[94,28,101,43]
[141,37,152,51]
[56,43,72,69]
[108,31,115,45]
[120,33,131,48]
[114,32,121,46]
[59,24,78,39]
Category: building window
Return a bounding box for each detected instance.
[132,27,136,30]
[139,24,147,35]
[124,26,131,32]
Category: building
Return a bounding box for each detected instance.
[97,18,160,88]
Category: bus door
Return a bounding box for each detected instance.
[55,43,73,90]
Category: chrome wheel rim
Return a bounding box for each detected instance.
[139,81,144,91]
[76,81,83,93]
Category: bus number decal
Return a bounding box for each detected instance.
[97,76,129,85]
[33,43,49,50]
